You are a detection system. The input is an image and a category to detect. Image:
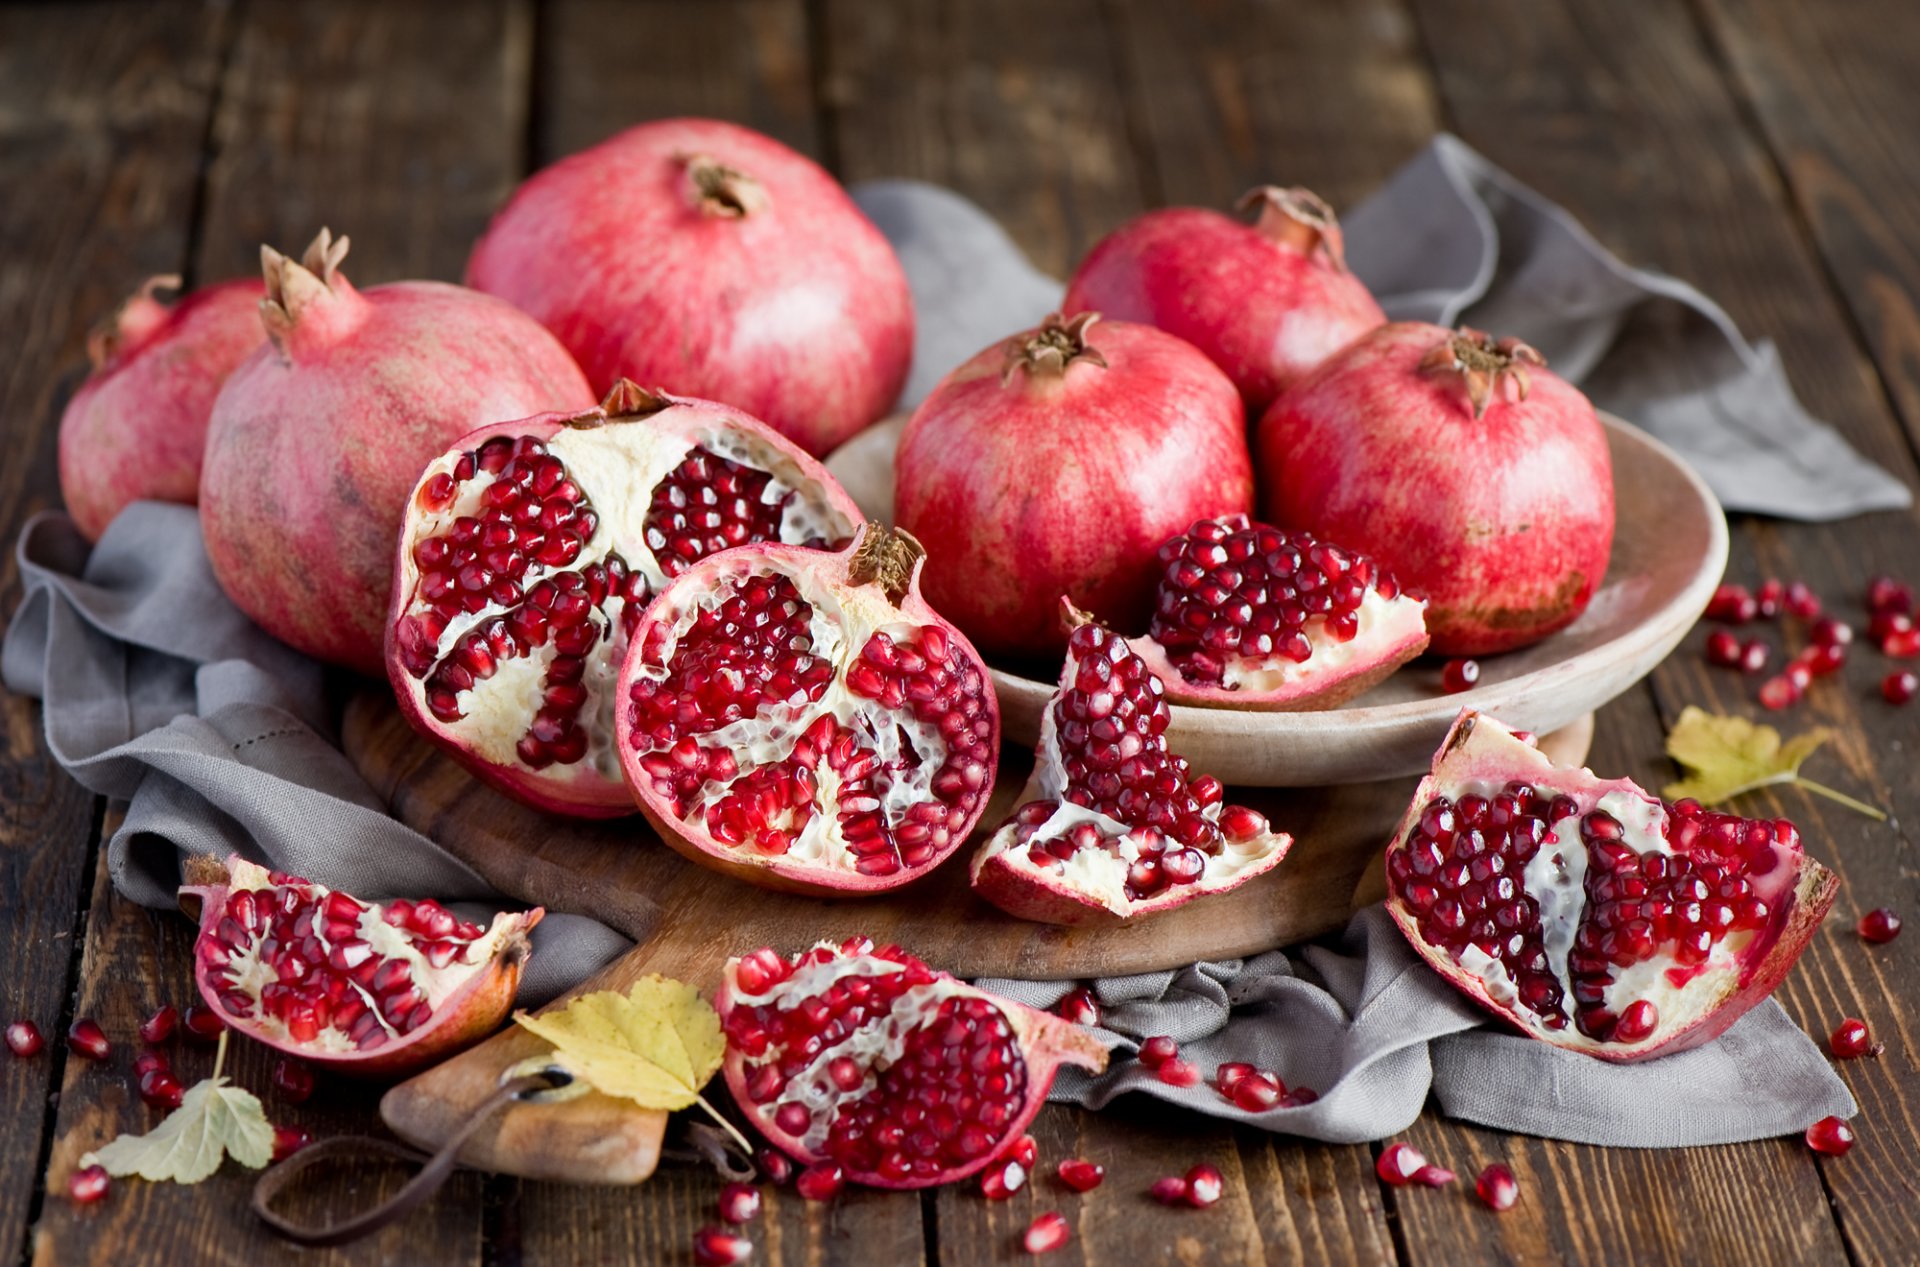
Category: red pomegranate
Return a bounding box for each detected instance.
[718,937,1106,1188]
[1384,711,1837,1061]
[387,381,861,817]
[971,606,1293,925]
[1258,324,1614,656]
[466,117,912,457]
[181,856,541,1078]
[1063,187,1384,412]
[615,525,999,893]
[58,275,266,541]
[199,230,594,674]
[894,312,1252,659]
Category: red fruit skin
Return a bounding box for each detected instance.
[896,316,1253,657]
[1062,191,1385,413]
[1259,323,1615,655]
[200,231,594,675]
[59,277,266,541]
[467,118,911,458]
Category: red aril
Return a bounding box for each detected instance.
[137,1067,185,1110]
[616,526,996,893]
[200,229,594,674]
[1806,1116,1855,1156]
[5,1021,43,1058]
[1756,579,1784,618]
[387,381,860,817]
[1062,186,1385,412]
[272,1057,315,1104]
[68,1165,110,1205]
[1157,1058,1202,1088]
[717,1182,761,1224]
[1476,1163,1519,1211]
[895,312,1251,657]
[67,1018,109,1061]
[1006,1135,1038,1169]
[1884,628,1920,658]
[692,1225,754,1267]
[183,1005,224,1043]
[755,1149,793,1186]
[133,1049,170,1079]
[1183,1162,1224,1207]
[1811,618,1853,647]
[468,118,911,457]
[1376,1142,1429,1186]
[1739,640,1771,674]
[1867,576,1912,615]
[1057,1158,1105,1192]
[1800,642,1846,676]
[980,1157,1027,1199]
[1829,1018,1879,1059]
[1859,909,1902,942]
[1785,582,1821,620]
[1384,711,1837,1061]
[1442,659,1481,693]
[1882,671,1917,705]
[138,1006,177,1045]
[1150,1175,1190,1204]
[272,1125,312,1163]
[1705,630,1742,667]
[1229,1071,1282,1112]
[1024,1211,1071,1254]
[1054,987,1102,1028]
[1707,585,1758,624]
[1259,324,1614,656]
[1758,675,1800,710]
[1138,1036,1179,1068]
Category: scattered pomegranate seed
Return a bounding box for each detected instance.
[1859,909,1903,943]
[1183,1162,1224,1207]
[1440,658,1480,693]
[1805,1115,1856,1156]
[272,1124,312,1162]
[137,1067,184,1111]
[1884,628,1920,658]
[5,1021,44,1058]
[1023,1211,1071,1254]
[1149,1175,1190,1204]
[181,1005,224,1043]
[1138,1035,1178,1068]
[1007,1134,1038,1169]
[1800,642,1846,676]
[718,1181,762,1224]
[754,1148,792,1185]
[1280,1087,1320,1107]
[137,1005,177,1045]
[1230,1071,1282,1112]
[132,1048,169,1078]
[692,1224,753,1267]
[1707,584,1758,624]
[1785,581,1821,620]
[1476,1163,1519,1211]
[1739,639,1771,674]
[1884,670,1919,704]
[1705,629,1742,667]
[1830,1018,1880,1059]
[1755,579,1784,618]
[1053,986,1101,1028]
[271,1057,315,1104]
[66,1018,109,1061]
[1413,1164,1456,1186]
[1213,1061,1256,1097]
[1783,660,1813,691]
[1758,675,1800,710]
[1811,617,1853,647]
[1867,575,1913,615]
[1057,1158,1104,1192]
[67,1164,110,1204]
[794,1160,844,1202]
[1870,610,1915,643]
[1157,1057,1202,1088]
[1376,1142,1428,1186]
[980,1157,1028,1199]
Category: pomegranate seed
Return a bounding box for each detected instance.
[1157,1057,1202,1087]
[692,1224,753,1267]
[1053,986,1101,1028]
[1280,1087,1319,1107]
[1376,1142,1428,1186]
[1230,1072,1282,1112]
[1183,1162,1224,1207]
[1758,674,1800,710]
[1440,658,1480,693]
[5,1021,44,1057]
[1007,1134,1037,1169]
[1138,1035,1178,1068]
[1739,639,1770,674]
[1811,617,1853,647]
[1885,672,1920,706]
[1057,1158,1104,1192]
[1413,1164,1456,1186]
[182,1005,224,1043]
[1707,584,1757,624]
[1867,575,1912,615]
[66,1018,109,1061]
[718,1181,761,1224]
[271,1057,315,1104]
[67,1164,110,1204]
[1476,1163,1519,1211]
[795,1160,843,1202]
[1884,628,1920,658]
[1213,1061,1255,1096]
[1859,909,1902,943]
[1805,1115,1855,1156]
[137,1067,185,1110]
[272,1124,312,1162]
[1784,581,1821,620]
[981,1157,1027,1199]
[754,1148,793,1185]
[1023,1211,1071,1254]
[1756,579,1784,618]
[1800,641,1846,676]
[138,1005,178,1045]
[1830,1018,1879,1059]
[1871,610,1916,643]
[132,1048,170,1078]
[1149,1175,1190,1205]
[1784,660,1813,691]
[1705,629,1742,667]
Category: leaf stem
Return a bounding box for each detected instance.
[695,1093,755,1158]
[212,1028,229,1082]
[1795,777,1888,821]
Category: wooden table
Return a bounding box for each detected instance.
[4,1,1917,1263]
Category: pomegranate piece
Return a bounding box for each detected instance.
[272,1124,313,1163]
[1806,1116,1856,1156]
[1758,675,1800,710]
[717,1181,761,1224]
[137,1067,185,1110]
[1183,1163,1224,1207]
[1023,1211,1072,1254]
[5,1021,43,1057]
[389,381,861,819]
[1830,1018,1879,1059]
[138,1005,178,1046]
[182,1004,225,1043]
[1476,1163,1519,1211]
[692,1224,754,1267]
[1882,671,1918,705]
[971,613,1294,925]
[272,1057,316,1104]
[719,939,1105,1191]
[1707,585,1758,624]
[1057,1158,1105,1192]
[1376,1142,1429,1186]
[616,525,996,894]
[181,856,541,1079]
[68,1164,110,1205]
[1859,909,1902,943]
[1149,1175,1190,1205]
[1120,515,1429,710]
[67,1018,110,1061]
[1156,1058,1202,1088]
[1053,986,1102,1028]
[1138,1035,1179,1069]
[794,1161,844,1202]
[1384,712,1837,1061]
[1442,658,1481,694]
[980,1157,1027,1199]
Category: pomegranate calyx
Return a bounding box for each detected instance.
[846,525,926,604]
[1002,311,1109,385]
[86,274,183,369]
[1237,186,1347,271]
[683,153,771,218]
[258,228,364,357]
[1417,327,1546,419]
[591,378,674,422]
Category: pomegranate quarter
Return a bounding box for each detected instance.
[616,525,999,893]
[387,381,859,817]
[1385,712,1837,1061]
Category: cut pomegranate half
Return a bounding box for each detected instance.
[181,856,540,1079]
[718,938,1106,1189]
[1124,515,1428,709]
[615,525,999,894]
[388,380,861,818]
[970,607,1293,924]
[1384,712,1838,1061]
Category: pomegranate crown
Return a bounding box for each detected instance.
[680,152,770,218]
[86,273,182,369]
[258,228,356,357]
[1418,326,1546,419]
[847,525,926,604]
[561,378,676,428]
[1237,186,1348,272]
[1003,311,1109,385]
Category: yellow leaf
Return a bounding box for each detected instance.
[1662,706,1883,820]
[514,975,726,1111]
[82,1076,274,1184]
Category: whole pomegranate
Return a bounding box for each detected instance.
[616,525,998,893]
[200,230,594,674]
[719,937,1106,1188]
[181,855,541,1078]
[466,117,912,457]
[1258,324,1614,656]
[1063,187,1384,412]
[58,275,266,541]
[895,312,1251,658]
[1384,711,1837,1061]
[388,381,861,817]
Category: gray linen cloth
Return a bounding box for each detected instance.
[0,136,1864,1147]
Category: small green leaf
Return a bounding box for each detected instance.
[1663,706,1884,820]
[82,1076,274,1184]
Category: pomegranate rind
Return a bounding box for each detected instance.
[1384,711,1838,1062]
[1126,601,1428,712]
[716,941,1107,1189]
[180,856,541,1080]
[385,387,862,819]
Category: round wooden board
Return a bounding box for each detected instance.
[827,413,1726,786]
[344,696,1591,980]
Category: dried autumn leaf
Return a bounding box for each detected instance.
[1662,706,1884,820]
[82,1076,274,1184]
[514,976,726,1111]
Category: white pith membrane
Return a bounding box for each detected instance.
[1387,714,1817,1054]
[392,416,856,790]
[194,858,515,1056]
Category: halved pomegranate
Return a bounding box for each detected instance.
[1121,515,1427,709]
[387,381,861,817]
[1384,712,1838,1061]
[615,525,998,893]
[181,856,540,1079]
[718,938,1106,1189]
[970,607,1293,924]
